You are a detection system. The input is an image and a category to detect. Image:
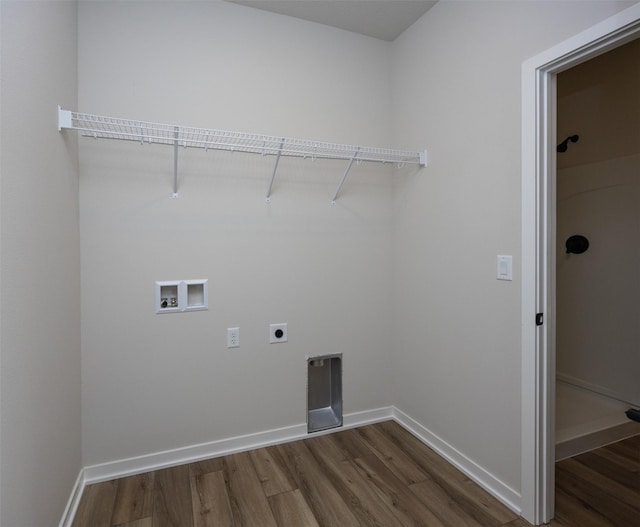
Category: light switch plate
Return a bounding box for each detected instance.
[497,255,513,281]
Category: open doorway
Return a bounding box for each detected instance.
[555,38,640,462]
[521,5,640,525]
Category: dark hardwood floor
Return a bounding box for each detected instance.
[71,421,640,526]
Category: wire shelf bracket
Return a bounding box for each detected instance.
[58,106,427,202]
[331,148,360,205]
[265,138,285,204]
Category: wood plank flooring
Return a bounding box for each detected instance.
[72,421,640,526]
[553,433,640,527]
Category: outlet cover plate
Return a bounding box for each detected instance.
[227,327,240,348]
[269,323,288,344]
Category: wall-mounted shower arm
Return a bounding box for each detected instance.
[557,134,579,152]
[58,107,427,201]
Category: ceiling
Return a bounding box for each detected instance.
[226,0,438,42]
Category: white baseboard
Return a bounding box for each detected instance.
[556,372,637,407]
[58,469,86,527]
[83,406,394,485]
[70,405,519,525]
[392,407,522,515]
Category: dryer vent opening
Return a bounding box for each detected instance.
[307,354,343,433]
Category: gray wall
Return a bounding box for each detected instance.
[390,0,635,494]
[78,1,395,467]
[0,2,81,525]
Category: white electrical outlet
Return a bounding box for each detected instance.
[269,323,288,344]
[227,327,240,348]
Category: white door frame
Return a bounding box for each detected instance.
[520,4,640,524]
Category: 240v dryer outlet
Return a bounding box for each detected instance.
[269,323,288,343]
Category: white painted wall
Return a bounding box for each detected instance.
[0,1,81,526]
[557,154,640,406]
[390,0,636,497]
[78,1,395,467]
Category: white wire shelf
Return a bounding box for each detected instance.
[58,107,427,202]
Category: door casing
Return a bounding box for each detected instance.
[520,5,640,524]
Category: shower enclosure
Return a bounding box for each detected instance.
[555,39,640,460]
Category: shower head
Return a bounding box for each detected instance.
[557,134,579,153]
